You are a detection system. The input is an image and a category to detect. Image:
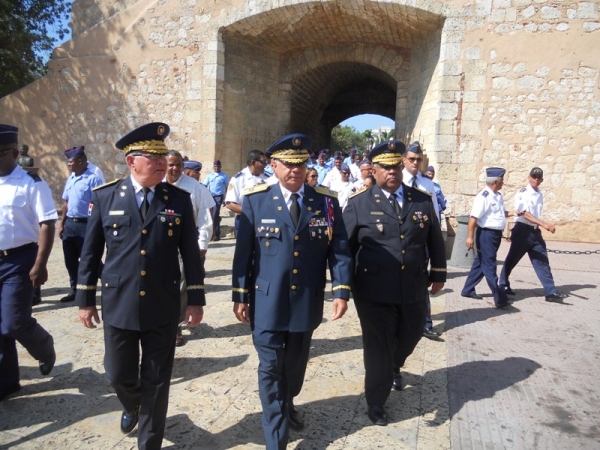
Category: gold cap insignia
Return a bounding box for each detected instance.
[157,125,165,136]
[388,142,396,150]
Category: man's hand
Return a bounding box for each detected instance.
[29,262,48,288]
[330,298,348,321]
[58,223,65,240]
[466,237,474,250]
[79,306,101,329]
[233,302,250,324]
[429,282,445,295]
[544,223,556,234]
[183,305,204,327]
[199,249,207,258]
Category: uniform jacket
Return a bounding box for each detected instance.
[343,184,446,304]
[232,183,352,332]
[75,177,205,331]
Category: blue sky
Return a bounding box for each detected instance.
[341,114,394,132]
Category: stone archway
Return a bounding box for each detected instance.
[219,0,445,170]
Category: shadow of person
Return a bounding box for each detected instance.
[171,354,249,384]
[0,364,119,449]
[505,283,595,304]
[443,304,521,333]
[440,356,542,423]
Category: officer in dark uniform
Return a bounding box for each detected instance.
[343,140,446,426]
[232,133,352,450]
[0,124,58,402]
[58,146,102,302]
[75,123,205,450]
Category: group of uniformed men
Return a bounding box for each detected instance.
[0,120,565,450]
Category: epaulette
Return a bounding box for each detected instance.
[314,186,338,198]
[482,190,489,197]
[244,183,270,195]
[93,179,120,190]
[26,171,42,182]
[233,171,243,178]
[414,185,432,196]
[519,187,527,193]
[349,185,369,198]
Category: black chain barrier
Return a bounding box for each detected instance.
[547,249,600,255]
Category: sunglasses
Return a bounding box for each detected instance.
[406,157,423,163]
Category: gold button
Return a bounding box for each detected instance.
[141,270,146,276]
[294,235,299,241]
[402,250,406,254]
[293,269,298,274]
[400,220,404,224]
[141,250,147,255]
[140,291,146,296]
[400,234,405,239]
[255,285,259,289]
[364,268,368,272]
[401,265,406,270]
[105,282,108,287]
[174,280,177,284]
[112,224,117,228]
[142,229,148,234]
[291,285,297,290]
[294,251,299,256]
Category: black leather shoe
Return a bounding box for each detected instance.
[546,293,568,302]
[0,384,21,402]
[495,301,512,309]
[32,294,42,306]
[392,371,403,391]
[461,292,483,300]
[288,406,304,431]
[367,405,388,426]
[39,346,56,376]
[423,327,441,339]
[121,406,140,434]
[60,292,76,303]
[503,287,516,296]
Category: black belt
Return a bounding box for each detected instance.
[67,217,88,223]
[480,227,502,232]
[0,242,38,257]
[515,222,539,230]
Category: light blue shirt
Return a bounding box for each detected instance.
[204,170,229,196]
[62,168,103,218]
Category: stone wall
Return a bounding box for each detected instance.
[0,0,598,241]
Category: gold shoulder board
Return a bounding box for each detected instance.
[314,186,338,198]
[244,183,271,196]
[93,179,120,191]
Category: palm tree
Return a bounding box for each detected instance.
[363,130,375,152]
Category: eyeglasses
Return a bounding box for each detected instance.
[253,159,268,165]
[308,175,318,178]
[406,157,423,163]
[132,152,166,161]
[0,147,16,157]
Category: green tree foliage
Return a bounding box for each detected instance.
[0,0,71,98]
[330,125,367,156]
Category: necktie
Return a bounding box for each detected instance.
[140,187,151,220]
[411,177,417,188]
[290,193,300,228]
[389,193,401,217]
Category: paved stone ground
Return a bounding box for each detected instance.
[1,212,599,449]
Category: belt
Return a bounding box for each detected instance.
[516,222,539,230]
[67,217,88,223]
[0,242,38,257]
[479,227,503,232]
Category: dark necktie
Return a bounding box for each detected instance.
[140,187,151,220]
[290,193,300,228]
[411,177,417,188]
[389,193,402,217]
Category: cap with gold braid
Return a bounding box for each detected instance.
[116,122,170,156]
[265,133,311,164]
[368,139,406,166]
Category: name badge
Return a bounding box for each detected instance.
[109,210,125,215]
[261,219,276,224]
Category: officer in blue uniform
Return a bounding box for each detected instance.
[203,159,229,241]
[461,167,519,308]
[58,146,103,302]
[75,123,206,449]
[0,124,58,402]
[232,133,352,450]
[343,140,446,426]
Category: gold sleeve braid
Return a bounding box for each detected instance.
[332,285,352,291]
[430,267,447,272]
[76,284,97,291]
[187,285,205,290]
[232,287,249,294]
